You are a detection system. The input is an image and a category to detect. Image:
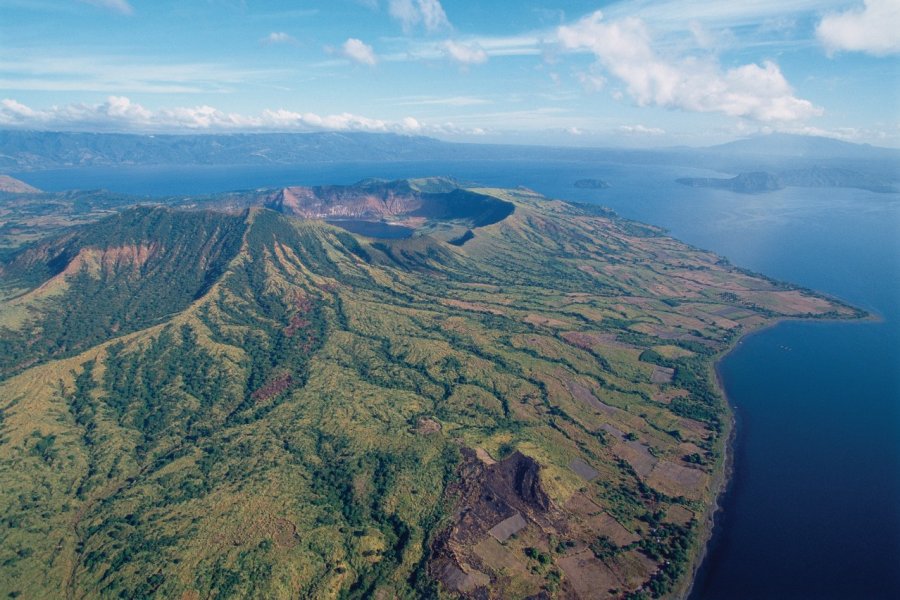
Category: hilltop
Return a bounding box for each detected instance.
[0,180,860,599]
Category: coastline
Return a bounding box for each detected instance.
[678,347,739,600]
[676,308,874,600]
[677,316,790,600]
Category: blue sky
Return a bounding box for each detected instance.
[1,0,898,146]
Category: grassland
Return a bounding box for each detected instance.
[0,183,860,599]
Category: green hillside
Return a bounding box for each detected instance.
[0,185,860,599]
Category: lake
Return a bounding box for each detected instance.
[12,159,900,598]
[326,219,415,239]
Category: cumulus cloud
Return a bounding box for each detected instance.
[389,0,450,33]
[80,0,133,15]
[558,11,822,122]
[262,32,298,46]
[817,0,900,56]
[0,96,428,134]
[341,38,378,66]
[442,40,488,65]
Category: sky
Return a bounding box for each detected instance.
[1,0,898,147]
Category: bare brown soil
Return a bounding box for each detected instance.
[429,449,556,596]
[416,416,442,435]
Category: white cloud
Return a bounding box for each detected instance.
[80,0,133,15]
[0,96,430,134]
[389,95,490,107]
[0,55,288,95]
[262,32,298,46]
[341,38,378,66]
[576,71,606,92]
[389,0,450,33]
[401,116,422,131]
[605,0,845,31]
[817,0,900,56]
[618,124,666,135]
[442,40,487,65]
[558,11,822,122]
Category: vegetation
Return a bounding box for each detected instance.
[0,182,859,598]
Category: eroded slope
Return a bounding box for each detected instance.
[0,188,860,599]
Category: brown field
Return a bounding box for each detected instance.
[570,458,600,481]
[646,461,708,500]
[614,440,659,478]
[563,378,619,416]
[558,550,620,599]
[488,513,528,543]
[523,313,572,329]
[650,365,675,384]
[586,513,640,547]
[664,505,695,526]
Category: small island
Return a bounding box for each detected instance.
[574,178,611,189]
[676,171,783,194]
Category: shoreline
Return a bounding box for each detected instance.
[676,308,872,600]
[678,347,739,600]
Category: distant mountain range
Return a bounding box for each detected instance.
[707,133,899,161]
[1,130,896,169]
[1,130,897,196]
[0,131,458,170]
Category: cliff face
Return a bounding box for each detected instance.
[264,182,423,219]
[256,179,515,227]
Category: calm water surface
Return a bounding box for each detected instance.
[326,219,414,239]
[14,161,900,598]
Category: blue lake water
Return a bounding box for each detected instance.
[12,160,900,598]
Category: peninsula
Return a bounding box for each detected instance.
[0,179,861,599]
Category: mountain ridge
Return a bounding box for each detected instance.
[2,130,898,172]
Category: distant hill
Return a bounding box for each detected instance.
[0,175,40,193]
[2,130,898,197]
[677,172,783,194]
[777,166,897,192]
[707,133,900,161]
[4,130,898,173]
[676,167,897,194]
